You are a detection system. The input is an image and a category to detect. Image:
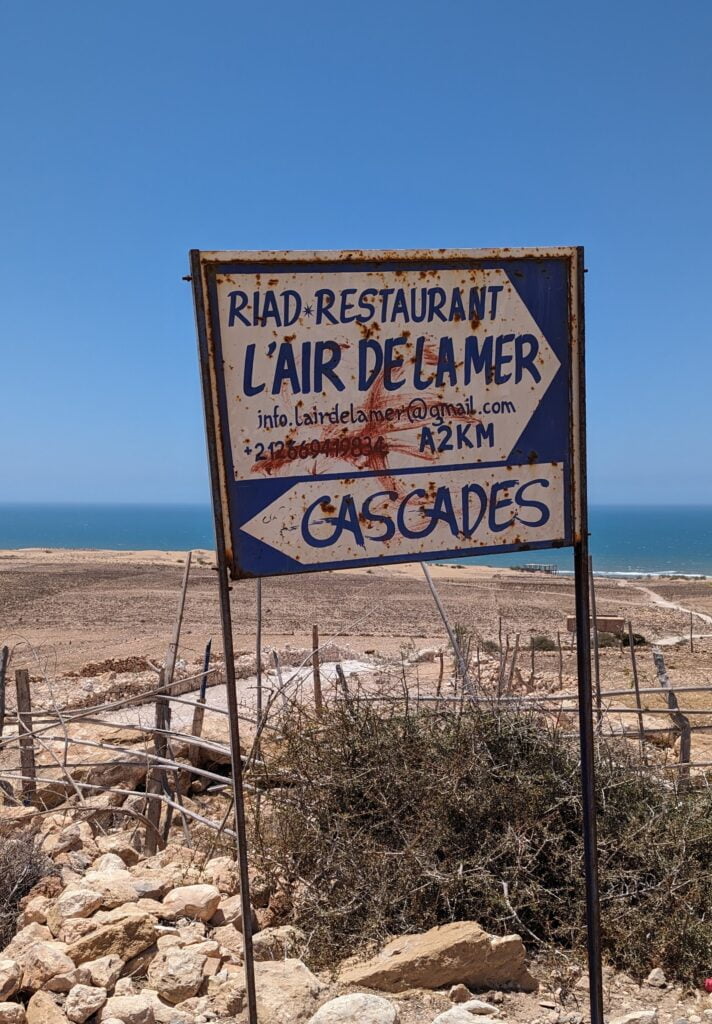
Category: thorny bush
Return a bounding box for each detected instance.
[0,832,56,948]
[251,699,712,983]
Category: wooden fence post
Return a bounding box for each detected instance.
[312,624,323,715]
[557,631,563,688]
[145,672,167,854]
[189,641,212,766]
[652,649,691,792]
[0,646,9,738]
[628,621,647,765]
[506,634,520,694]
[15,669,36,803]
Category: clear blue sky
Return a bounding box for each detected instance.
[2,0,710,505]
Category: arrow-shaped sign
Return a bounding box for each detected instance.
[241,463,565,568]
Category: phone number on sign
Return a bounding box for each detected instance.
[252,436,388,463]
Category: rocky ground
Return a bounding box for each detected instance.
[0,808,709,1024]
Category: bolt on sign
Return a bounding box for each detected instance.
[191,248,584,579]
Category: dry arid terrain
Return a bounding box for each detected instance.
[2,546,711,673]
[1,550,712,1024]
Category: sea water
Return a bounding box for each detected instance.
[0,503,710,577]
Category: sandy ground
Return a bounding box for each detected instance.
[2,547,711,663]
[1,549,712,762]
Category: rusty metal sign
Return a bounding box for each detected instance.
[191,248,584,579]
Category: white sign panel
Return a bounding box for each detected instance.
[192,249,582,579]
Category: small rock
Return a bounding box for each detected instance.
[449,985,472,1004]
[67,912,156,966]
[212,924,244,958]
[254,959,324,1024]
[18,897,50,928]
[100,993,155,1024]
[140,990,194,1023]
[0,1004,26,1024]
[19,942,76,991]
[462,1001,500,1015]
[209,894,255,931]
[131,879,167,902]
[146,948,206,1004]
[114,978,137,996]
[308,993,399,1023]
[202,857,240,896]
[252,926,305,961]
[95,836,140,867]
[72,871,139,910]
[161,885,220,923]
[25,990,67,1024]
[4,924,52,960]
[44,967,92,993]
[540,1001,558,1009]
[82,955,124,991]
[432,1010,486,1024]
[646,969,667,989]
[0,963,21,1002]
[47,890,104,937]
[610,1013,658,1024]
[92,854,127,873]
[338,921,536,993]
[64,984,108,1023]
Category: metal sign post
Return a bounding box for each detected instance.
[571,257,604,1024]
[190,247,603,1024]
[191,256,258,1024]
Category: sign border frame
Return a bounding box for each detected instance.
[191,247,584,580]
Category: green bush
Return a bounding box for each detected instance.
[253,701,712,983]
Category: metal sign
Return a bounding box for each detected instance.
[191,248,583,579]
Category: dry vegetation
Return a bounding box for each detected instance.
[252,697,712,985]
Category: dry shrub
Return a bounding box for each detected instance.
[530,634,557,651]
[0,832,56,948]
[252,699,712,983]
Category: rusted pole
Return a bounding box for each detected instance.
[15,669,36,803]
[0,646,9,738]
[557,631,563,688]
[588,556,602,731]
[690,611,694,654]
[194,249,273,1024]
[628,621,647,765]
[312,624,323,715]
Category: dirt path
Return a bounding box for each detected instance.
[635,581,712,626]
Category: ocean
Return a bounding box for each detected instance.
[0,503,710,578]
